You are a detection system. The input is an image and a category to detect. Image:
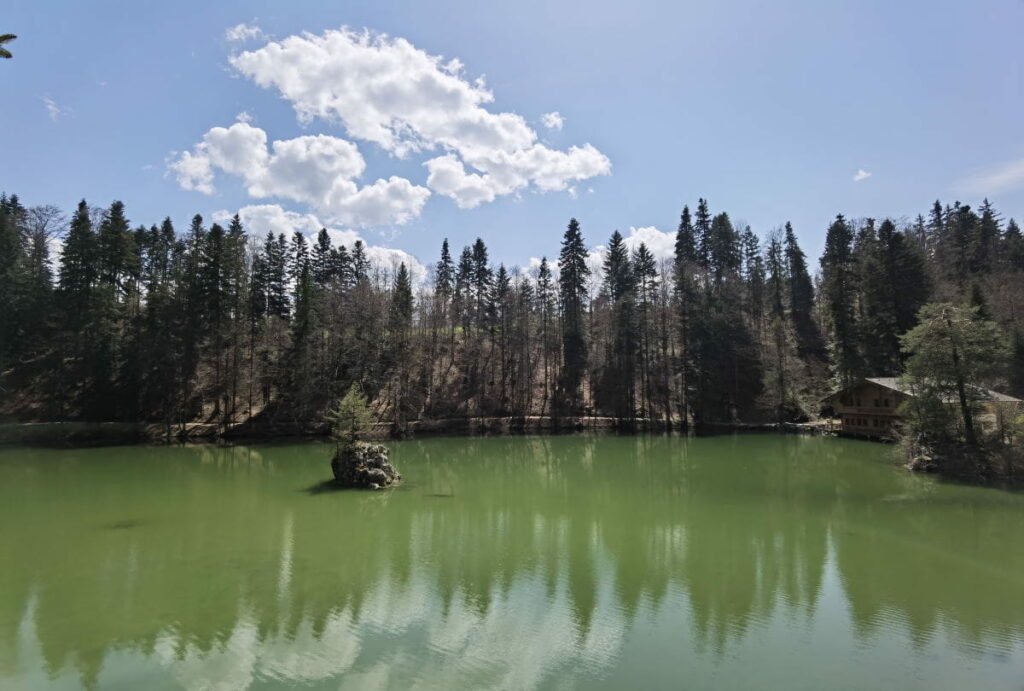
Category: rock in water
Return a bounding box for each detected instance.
[331,441,401,489]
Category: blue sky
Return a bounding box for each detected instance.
[4,0,1023,272]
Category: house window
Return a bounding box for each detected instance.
[884,399,889,407]
[856,398,862,406]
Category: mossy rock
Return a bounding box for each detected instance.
[330,441,401,489]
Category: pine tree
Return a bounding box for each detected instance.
[707,212,741,283]
[783,223,821,359]
[435,238,454,300]
[312,228,333,285]
[351,240,369,284]
[536,257,557,416]
[901,303,1008,446]
[598,231,637,420]
[265,232,290,318]
[1004,219,1024,271]
[387,263,414,429]
[675,205,698,265]
[455,245,474,330]
[471,238,492,324]
[765,233,792,422]
[694,198,712,269]
[558,218,590,413]
[741,225,764,326]
[971,199,1000,275]
[821,214,860,384]
[331,243,352,289]
[59,200,96,328]
[633,242,657,419]
[673,204,701,426]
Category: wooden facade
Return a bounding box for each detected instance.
[825,377,1022,439]
[826,378,906,438]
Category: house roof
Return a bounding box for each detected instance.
[865,377,909,394]
[832,377,1022,403]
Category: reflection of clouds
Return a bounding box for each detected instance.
[2,436,1024,689]
[64,559,626,690]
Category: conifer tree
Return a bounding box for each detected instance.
[821,214,860,384]
[694,198,712,269]
[435,238,454,300]
[558,218,590,413]
[312,228,333,285]
[633,243,657,418]
[388,263,414,429]
[599,231,637,420]
[783,223,821,359]
[1004,219,1024,271]
[351,240,369,283]
[536,257,557,416]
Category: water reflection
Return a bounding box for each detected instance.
[0,435,1022,689]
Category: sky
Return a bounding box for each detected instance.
[3,0,1024,276]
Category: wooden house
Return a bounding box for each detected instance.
[824,377,1021,439]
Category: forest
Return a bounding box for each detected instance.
[1,193,1023,435]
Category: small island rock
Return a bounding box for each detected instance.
[331,441,401,489]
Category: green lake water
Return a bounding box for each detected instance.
[1,434,1022,690]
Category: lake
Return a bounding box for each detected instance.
[1,434,1022,690]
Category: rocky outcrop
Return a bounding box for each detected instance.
[330,441,401,489]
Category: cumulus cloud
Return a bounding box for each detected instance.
[169,120,429,226]
[225,23,265,43]
[541,112,564,130]
[853,169,872,182]
[527,226,675,285]
[952,156,1024,196]
[228,28,610,208]
[212,204,427,284]
[619,225,675,261]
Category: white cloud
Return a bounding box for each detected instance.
[225,23,265,43]
[213,204,427,284]
[952,156,1024,196]
[541,111,564,130]
[620,225,675,261]
[424,154,497,208]
[853,169,872,182]
[236,110,253,124]
[169,120,429,227]
[228,28,610,208]
[42,96,68,122]
[530,226,674,286]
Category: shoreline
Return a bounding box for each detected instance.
[0,417,836,448]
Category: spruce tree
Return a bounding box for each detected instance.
[351,240,369,283]
[1004,219,1024,271]
[558,218,590,413]
[707,212,741,282]
[972,199,1000,275]
[599,231,636,420]
[821,214,860,384]
[694,198,712,269]
[435,238,454,300]
[633,243,657,418]
[783,223,821,359]
[312,228,333,285]
[536,257,557,416]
